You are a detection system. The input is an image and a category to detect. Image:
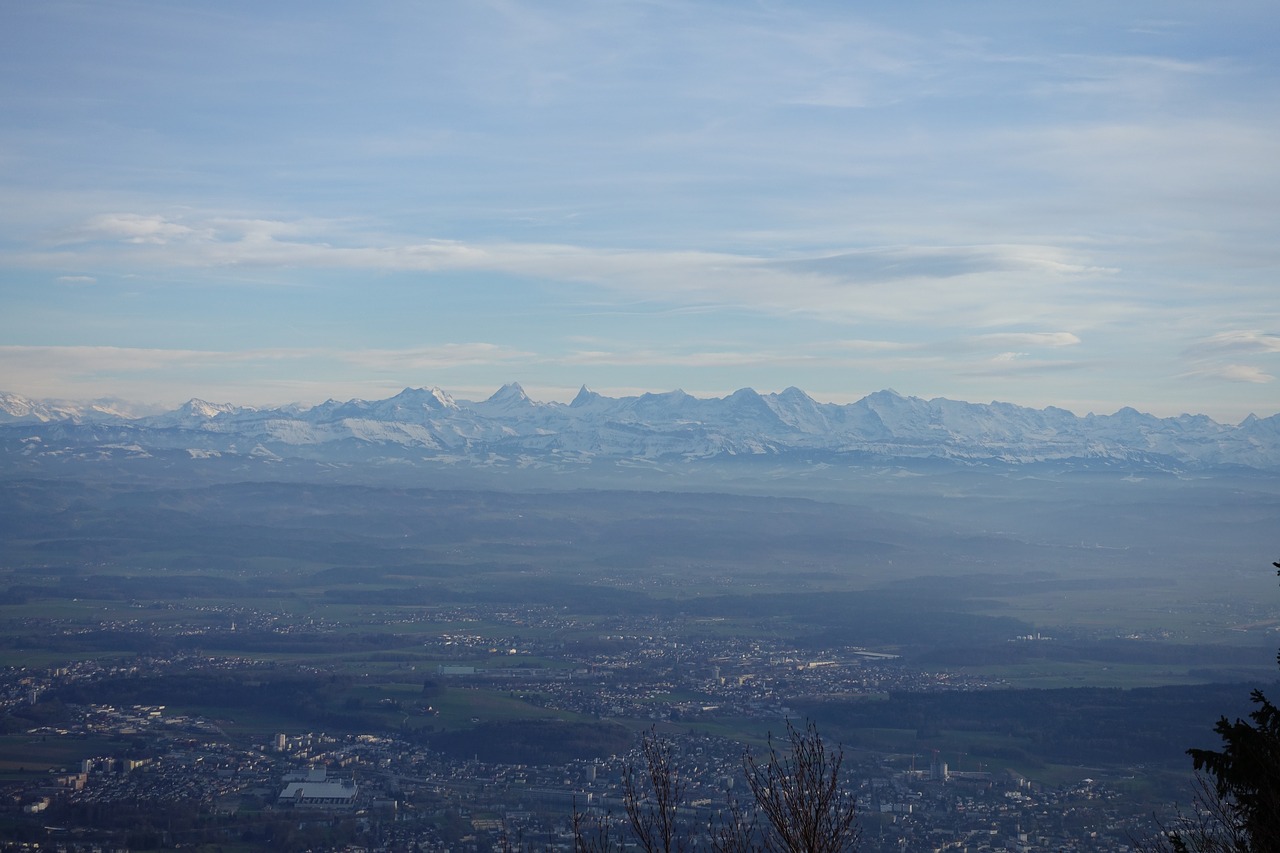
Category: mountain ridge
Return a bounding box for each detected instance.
[2,385,1278,473]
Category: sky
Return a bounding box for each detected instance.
[2,1,1279,422]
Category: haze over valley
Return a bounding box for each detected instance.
[3,380,1278,848]
[4,1,1279,849]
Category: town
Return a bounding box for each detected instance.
[0,601,1175,851]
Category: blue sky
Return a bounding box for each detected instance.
[2,1,1278,420]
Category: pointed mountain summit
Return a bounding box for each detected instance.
[473,382,538,414]
[366,387,457,419]
[488,382,531,404]
[570,385,603,408]
[764,386,830,433]
[313,387,457,424]
[717,388,789,431]
[724,387,775,413]
[396,386,457,409]
[179,398,238,418]
[138,397,246,430]
[777,386,817,404]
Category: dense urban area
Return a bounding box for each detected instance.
[0,601,1191,852]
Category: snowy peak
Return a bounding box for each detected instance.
[310,387,457,424]
[859,388,911,408]
[380,386,457,413]
[777,386,816,405]
[5,385,1280,472]
[487,382,531,406]
[628,389,701,422]
[471,382,540,417]
[1100,406,1161,425]
[570,385,601,408]
[0,391,139,424]
[763,387,830,434]
[0,392,48,422]
[725,387,763,405]
[720,388,788,430]
[179,399,238,419]
[136,398,246,428]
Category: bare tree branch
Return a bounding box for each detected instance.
[623,727,688,853]
[573,796,618,853]
[709,790,760,853]
[744,720,860,853]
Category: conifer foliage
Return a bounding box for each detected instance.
[1155,560,1280,852]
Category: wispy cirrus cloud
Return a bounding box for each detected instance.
[335,344,534,371]
[72,213,212,245]
[562,348,801,369]
[1186,330,1280,356]
[1177,330,1280,387]
[1032,53,1230,103]
[773,246,1112,280]
[969,331,1081,349]
[959,352,1095,377]
[17,212,1115,331]
[829,339,920,353]
[1181,364,1274,384]
[0,343,528,373]
[558,332,1087,378]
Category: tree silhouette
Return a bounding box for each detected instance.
[744,719,860,853]
[1151,560,1280,852]
[623,728,688,853]
[574,721,859,853]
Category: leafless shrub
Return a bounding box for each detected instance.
[744,719,860,853]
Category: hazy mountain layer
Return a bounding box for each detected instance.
[3,384,1278,473]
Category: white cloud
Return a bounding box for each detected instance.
[773,246,1113,280]
[77,213,207,245]
[55,275,96,284]
[0,343,527,373]
[1181,364,1274,384]
[972,331,1081,348]
[831,339,918,353]
[18,212,1116,330]
[957,352,1093,377]
[1033,53,1229,103]
[1188,330,1280,356]
[561,348,792,369]
[336,344,534,371]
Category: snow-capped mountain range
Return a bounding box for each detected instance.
[3,384,1279,473]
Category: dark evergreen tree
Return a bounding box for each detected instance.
[1154,560,1280,852]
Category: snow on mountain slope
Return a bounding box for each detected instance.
[761,387,833,434]
[140,398,248,429]
[3,386,1278,471]
[0,392,152,424]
